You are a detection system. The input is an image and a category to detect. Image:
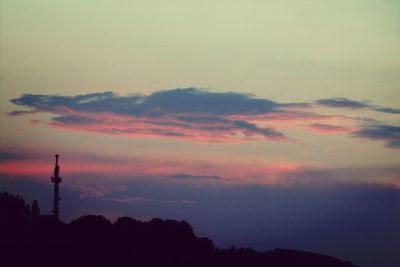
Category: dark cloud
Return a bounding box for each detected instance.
[232,120,284,138]
[7,110,37,116]
[372,107,400,114]
[53,115,101,125]
[176,115,230,124]
[0,151,27,162]
[142,88,281,115]
[10,88,284,116]
[353,125,400,148]
[0,149,52,162]
[316,97,400,114]
[12,89,398,118]
[10,92,119,113]
[8,88,399,144]
[9,88,292,142]
[316,98,369,109]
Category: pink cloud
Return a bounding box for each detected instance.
[1,153,399,189]
[39,110,288,143]
[0,148,307,186]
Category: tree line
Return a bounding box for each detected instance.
[0,191,356,267]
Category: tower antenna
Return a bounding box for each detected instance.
[51,154,62,219]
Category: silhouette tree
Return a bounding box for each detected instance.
[31,200,40,227]
[0,191,30,239]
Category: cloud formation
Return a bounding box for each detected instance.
[353,125,400,148]
[1,146,399,189]
[10,88,282,116]
[316,98,369,109]
[9,88,300,142]
[9,88,400,146]
[316,97,400,114]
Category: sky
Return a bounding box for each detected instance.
[1,1,399,266]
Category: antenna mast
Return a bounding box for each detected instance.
[51,154,62,219]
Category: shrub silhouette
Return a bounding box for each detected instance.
[0,191,30,239]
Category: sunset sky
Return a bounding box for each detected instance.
[1,1,399,266]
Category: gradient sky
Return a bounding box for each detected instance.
[1,1,399,267]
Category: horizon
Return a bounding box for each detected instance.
[1,1,399,267]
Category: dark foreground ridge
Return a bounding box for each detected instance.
[0,192,356,267]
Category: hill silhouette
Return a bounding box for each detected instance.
[0,191,357,267]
